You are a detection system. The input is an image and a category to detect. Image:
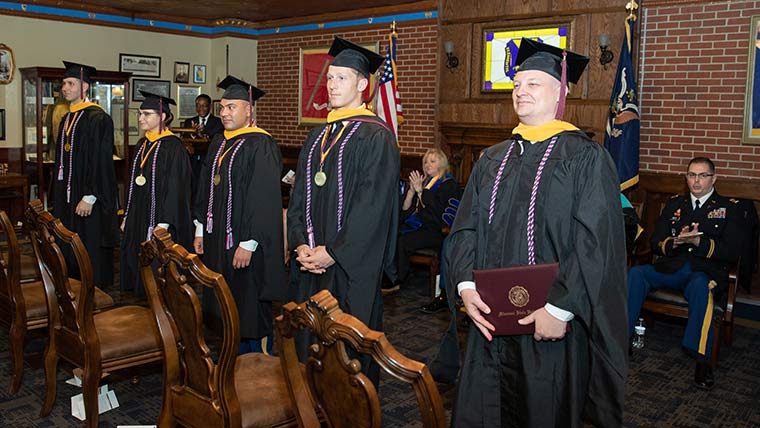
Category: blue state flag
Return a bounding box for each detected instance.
[604,16,640,191]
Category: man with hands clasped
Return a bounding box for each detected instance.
[627,157,740,390]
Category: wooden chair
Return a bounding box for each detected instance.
[276,289,446,428]
[641,258,739,368]
[409,249,440,298]
[140,228,299,428]
[0,209,113,394]
[25,201,162,428]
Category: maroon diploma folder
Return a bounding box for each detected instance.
[473,262,559,336]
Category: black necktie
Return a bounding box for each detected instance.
[200,117,206,128]
[695,199,701,211]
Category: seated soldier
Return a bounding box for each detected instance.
[628,157,740,390]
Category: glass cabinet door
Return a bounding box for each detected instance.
[23,77,37,162]
[92,82,126,160]
[41,79,67,163]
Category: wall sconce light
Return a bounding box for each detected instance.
[443,41,459,70]
[597,34,614,69]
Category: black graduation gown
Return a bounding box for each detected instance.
[194,130,285,339]
[50,104,119,287]
[120,134,193,297]
[287,116,399,328]
[448,131,628,428]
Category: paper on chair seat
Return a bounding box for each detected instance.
[71,384,119,421]
[66,368,110,387]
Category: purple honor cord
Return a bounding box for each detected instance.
[488,136,558,265]
[304,121,362,248]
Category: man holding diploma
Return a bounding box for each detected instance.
[447,39,628,427]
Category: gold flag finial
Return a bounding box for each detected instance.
[626,0,639,21]
[391,20,397,34]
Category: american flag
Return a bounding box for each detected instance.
[375,32,403,137]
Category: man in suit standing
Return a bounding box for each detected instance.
[183,94,223,198]
[628,157,741,390]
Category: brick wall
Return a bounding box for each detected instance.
[640,0,760,178]
[256,22,438,156]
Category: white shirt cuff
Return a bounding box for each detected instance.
[239,239,258,252]
[82,195,97,204]
[156,223,170,230]
[544,303,574,322]
[193,219,203,237]
[457,280,476,296]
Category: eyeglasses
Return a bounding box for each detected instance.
[136,111,158,118]
[686,172,714,180]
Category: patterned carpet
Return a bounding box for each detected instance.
[1,269,759,427]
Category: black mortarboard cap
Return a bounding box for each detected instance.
[217,75,265,102]
[139,91,176,111]
[62,61,97,83]
[328,37,385,78]
[514,38,589,84]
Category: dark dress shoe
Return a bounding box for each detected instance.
[420,295,448,313]
[694,361,715,390]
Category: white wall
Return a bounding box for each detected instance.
[0,14,258,147]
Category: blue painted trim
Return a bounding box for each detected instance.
[0,2,436,37]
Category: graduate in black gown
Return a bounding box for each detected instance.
[120,91,192,297]
[287,37,400,384]
[193,76,285,354]
[448,39,628,427]
[51,61,118,288]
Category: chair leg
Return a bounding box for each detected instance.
[82,366,102,428]
[8,321,26,394]
[724,320,734,346]
[39,341,59,417]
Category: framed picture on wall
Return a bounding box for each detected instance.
[0,109,5,140]
[743,15,760,145]
[119,53,161,78]
[132,79,171,102]
[298,42,378,125]
[0,44,15,84]
[481,26,570,92]
[174,62,190,83]
[177,85,202,118]
[213,99,222,117]
[193,65,206,84]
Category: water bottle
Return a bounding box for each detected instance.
[632,318,646,349]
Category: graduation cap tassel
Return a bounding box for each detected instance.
[159,98,164,132]
[555,51,568,120]
[80,67,85,101]
[248,87,254,127]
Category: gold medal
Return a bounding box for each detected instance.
[135,174,146,186]
[214,174,221,186]
[314,171,327,187]
[64,143,71,152]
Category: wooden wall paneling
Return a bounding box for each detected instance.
[439,23,473,102]
[0,148,24,174]
[586,11,628,100]
[440,0,553,23]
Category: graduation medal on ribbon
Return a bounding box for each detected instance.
[135,174,147,186]
[314,171,327,187]
[64,143,71,152]
[214,174,221,186]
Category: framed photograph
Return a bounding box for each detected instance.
[177,85,202,118]
[128,108,140,136]
[0,44,15,84]
[174,62,190,83]
[132,79,171,102]
[119,53,161,78]
[0,109,5,140]
[213,99,222,117]
[743,15,760,144]
[193,64,207,84]
[298,42,378,125]
[482,26,570,91]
